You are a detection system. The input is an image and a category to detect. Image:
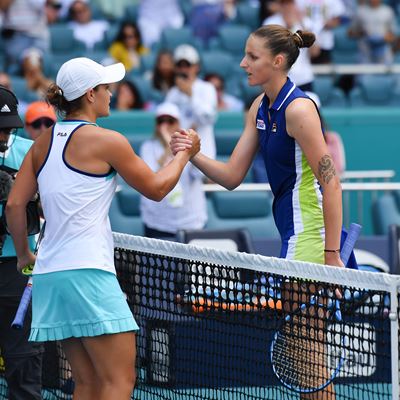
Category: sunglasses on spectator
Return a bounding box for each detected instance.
[175,60,192,68]
[29,118,54,129]
[156,116,177,125]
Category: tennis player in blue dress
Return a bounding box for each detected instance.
[171,25,343,399]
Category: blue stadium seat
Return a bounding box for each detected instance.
[177,227,255,253]
[124,4,139,22]
[10,76,39,103]
[128,75,165,104]
[109,186,144,236]
[201,50,235,78]
[371,193,400,235]
[209,24,251,61]
[332,25,358,64]
[98,111,155,135]
[160,26,203,51]
[349,75,400,107]
[236,3,260,31]
[312,76,348,108]
[205,191,279,239]
[240,78,263,107]
[49,24,86,55]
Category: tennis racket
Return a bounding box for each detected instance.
[270,223,361,393]
[11,222,45,330]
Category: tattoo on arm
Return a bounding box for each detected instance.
[318,154,336,184]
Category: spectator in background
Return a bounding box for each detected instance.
[45,0,63,24]
[263,0,319,92]
[189,0,237,46]
[68,0,109,50]
[166,44,217,160]
[21,48,53,98]
[204,73,244,111]
[296,0,346,64]
[137,0,184,48]
[259,0,280,23]
[149,50,175,95]
[24,100,56,140]
[348,0,397,64]
[109,21,149,73]
[0,0,49,75]
[112,80,146,111]
[140,102,207,239]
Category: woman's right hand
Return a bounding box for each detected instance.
[17,252,36,275]
[187,129,200,158]
[170,129,197,156]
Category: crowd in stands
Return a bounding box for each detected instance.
[0,0,399,236]
[1,0,400,115]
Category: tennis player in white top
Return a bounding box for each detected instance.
[6,57,200,400]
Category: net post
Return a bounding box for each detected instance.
[389,284,400,400]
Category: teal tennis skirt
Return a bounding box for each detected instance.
[29,268,139,342]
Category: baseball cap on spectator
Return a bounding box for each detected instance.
[173,45,200,65]
[156,102,180,121]
[0,86,23,129]
[25,101,57,125]
[56,57,125,101]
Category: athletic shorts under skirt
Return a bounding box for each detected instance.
[29,268,139,342]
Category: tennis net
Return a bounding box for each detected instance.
[1,232,400,400]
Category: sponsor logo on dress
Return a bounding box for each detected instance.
[256,119,266,130]
[271,122,277,133]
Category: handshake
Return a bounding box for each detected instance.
[169,128,200,158]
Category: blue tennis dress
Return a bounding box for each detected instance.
[29,120,138,342]
[256,78,325,264]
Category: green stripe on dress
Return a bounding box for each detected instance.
[294,154,324,264]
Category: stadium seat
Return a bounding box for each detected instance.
[177,227,255,253]
[371,193,400,235]
[97,111,155,136]
[128,75,165,104]
[201,50,235,78]
[109,186,144,236]
[312,76,348,108]
[124,4,139,22]
[209,24,251,61]
[236,3,260,31]
[240,78,263,107]
[49,24,86,55]
[10,76,39,103]
[332,25,358,64]
[139,52,157,74]
[349,75,400,107]
[205,191,279,239]
[160,26,203,51]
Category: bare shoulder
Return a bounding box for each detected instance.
[81,124,130,147]
[286,97,318,123]
[285,97,321,139]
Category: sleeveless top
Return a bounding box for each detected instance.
[256,78,325,263]
[34,120,117,275]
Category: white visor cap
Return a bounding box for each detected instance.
[56,57,126,101]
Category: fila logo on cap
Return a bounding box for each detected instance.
[1,104,11,112]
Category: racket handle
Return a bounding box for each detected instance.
[11,278,32,330]
[341,223,362,266]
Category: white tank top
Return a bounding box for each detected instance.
[34,121,117,275]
